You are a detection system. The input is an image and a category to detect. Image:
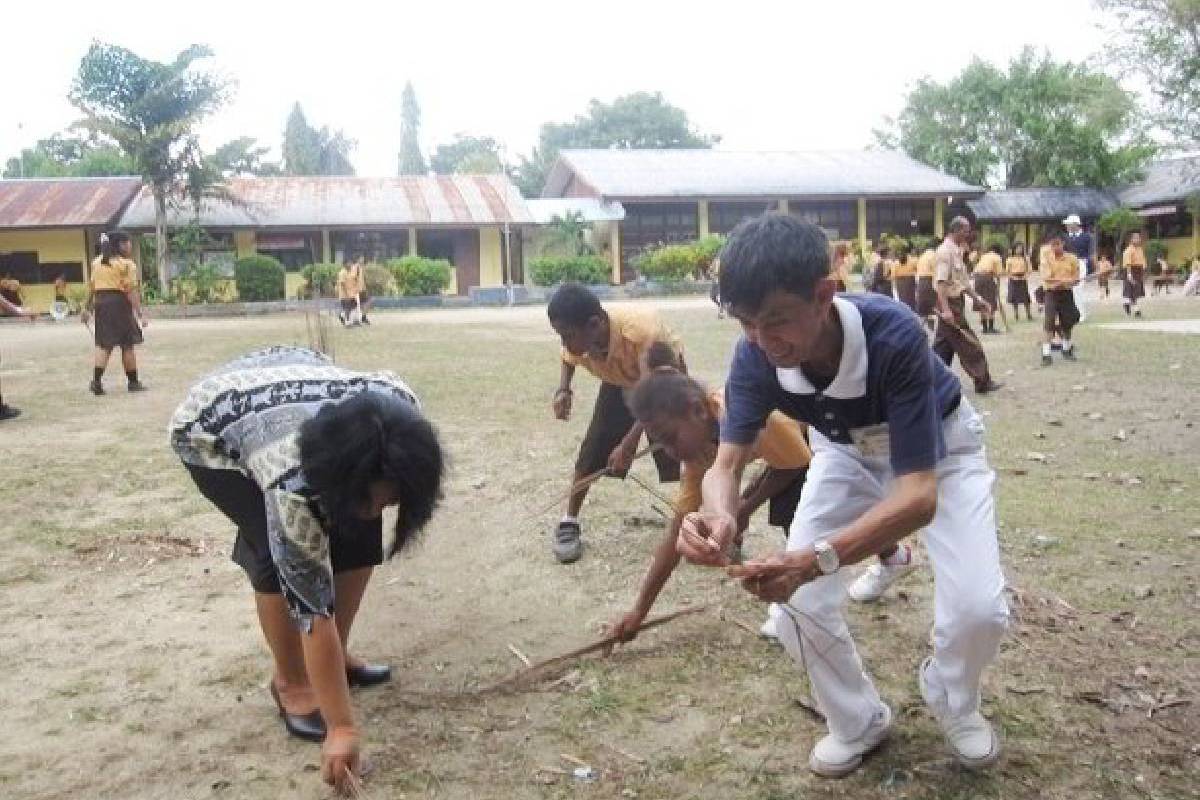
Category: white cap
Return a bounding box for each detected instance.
[1062,214,1082,227]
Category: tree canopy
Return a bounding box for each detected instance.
[512,91,719,196]
[430,134,503,174]
[397,82,427,175]
[282,103,355,176]
[874,48,1155,188]
[3,133,134,178]
[1096,0,1200,146]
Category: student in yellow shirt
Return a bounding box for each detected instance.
[1095,251,1115,298]
[892,247,919,312]
[831,243,851,292]
[1122,231,1147,317]
[82,231,148,395]
[335,261,361,326]
[548,283,683,563]
[1004,243,1032,320]
[972,245,1003,334]
[916,245,938,326]
[1040,233,1081,366]
[349,255,372,325]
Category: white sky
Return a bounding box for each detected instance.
[2,0,1120,176]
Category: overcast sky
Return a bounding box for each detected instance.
[2,0,1120,176]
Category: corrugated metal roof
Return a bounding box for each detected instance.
[967,187,1118,222]
[1117,155,1200,208]
[0,177,142,228]
[118,175,534,229]
[542,149,983,199]
[525,197,625,224]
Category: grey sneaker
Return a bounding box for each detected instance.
[553,520,582,563]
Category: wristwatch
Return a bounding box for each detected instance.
[812,539,840,575]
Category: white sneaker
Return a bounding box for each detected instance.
[846,556,916,603]
[759,604,780,639]
[808,704,893,778]
[918,657,1001,769]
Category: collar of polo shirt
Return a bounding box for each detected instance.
[774,296,868,399]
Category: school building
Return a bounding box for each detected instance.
[117,175,534,297]
[967,155,1200,262]
[0,177,142,309]
[539,149,985,281]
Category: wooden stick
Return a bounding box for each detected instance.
[507,643,531,667]
[522,444,660,521]
[484,606,706,691]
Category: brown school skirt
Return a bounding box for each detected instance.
[1007,277,1030,305]
[93,290,143,349]
[1124,266,1146,301]
[894,275,917,311]
[973,273,998,308]
[577,382,680,482]
[917,276,937,316]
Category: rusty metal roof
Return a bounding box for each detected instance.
[0,177,142,228]
[967,187,1119,222]
[118,175,534,229]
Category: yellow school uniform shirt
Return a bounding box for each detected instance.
[675,390,811,515]
[561,306,680,389]
[934,239,969,297]
[1005,255,1029,277]
[335,268,358,300]
[892,255,918,278]
[974,252,1002,275]
[89,256,138,292]
[1123,245,1146,269]
[916,249,936,278]
[1042,252,1080,289]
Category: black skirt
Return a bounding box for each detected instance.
[973,273,998,307]
[1007,277,1031,305]
[93,290,143,349]
[917,276,937,316]
[1124,266,1146,300]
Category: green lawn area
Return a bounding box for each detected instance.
[0,292,1195,800]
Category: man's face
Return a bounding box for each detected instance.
[551,316,605,358]
[1067,224,1081,235]
[1131,233,1142,246]
[729,282,835,369]
[952,224,972,245]
[1051,239,1065,258]
[642,403,713,462]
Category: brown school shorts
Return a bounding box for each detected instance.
[576,382,680,482]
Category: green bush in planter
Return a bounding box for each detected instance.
[693,234,725,270]
[234,255,286,302]
[387,256,453,296]
[638,243,700,282]
[529,254,610,286]
[301,263,340,298]
[363,263,395,296]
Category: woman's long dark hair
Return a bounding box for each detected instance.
[300,391,444,556]
[100,231,131,266]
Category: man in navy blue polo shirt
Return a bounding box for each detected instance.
[678,214,1008,777]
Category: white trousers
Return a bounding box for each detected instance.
[773,400,1008,740]
[1073,258,1089,323]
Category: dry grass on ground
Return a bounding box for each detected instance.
[0,293,1196,800]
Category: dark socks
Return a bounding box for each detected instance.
[93,367,104,383]
[126,370,139,385]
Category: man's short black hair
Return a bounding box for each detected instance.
[547,282,604,327]
[718,213,830,312]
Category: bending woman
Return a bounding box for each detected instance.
[169,345,444,795]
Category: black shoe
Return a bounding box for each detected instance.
[1041,355,1052,367]
[1134,309,1143,318]
[1050,342,1062,352]
[1062,348,1077,361]
[0,404,21,421]
[553,520,583,564]
[127,380,148,392]
[89,379,105,396]
[361,317,371,325]
[346,663,391,688]
[976,380,1004,394]
[269,682,326,743]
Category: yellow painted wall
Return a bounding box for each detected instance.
[479,227,503,287]
[0,229,87,266]
[17,283,86,313]
[234,230,257,258]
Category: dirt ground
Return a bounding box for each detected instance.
[0,291,1197,800]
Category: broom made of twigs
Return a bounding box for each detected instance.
[521,443,662,521]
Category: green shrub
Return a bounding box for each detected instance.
[879,233,909,258]
[301,263,340,298]
[529,254,611,286]
[1145,240,1169,271]
[173,262,227,304]
[983,233,1011,254]
[234,255,286,302]
[909,234,937,253]
[363,263,395,296]
[693,234,725,269]
[386,255,453,296]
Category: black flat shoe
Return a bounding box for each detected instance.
[346,663,392,688]
[269,682,326,742]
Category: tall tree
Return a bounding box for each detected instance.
[397,81,427,175]
[3,132,134,178]
[282,103,355,176]
[512,91,719,196]
[1095,0,1200,146]
[208,136,281,177]
[874,48,1155,188]
[70,42,230,289]
[430,134,503,174]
